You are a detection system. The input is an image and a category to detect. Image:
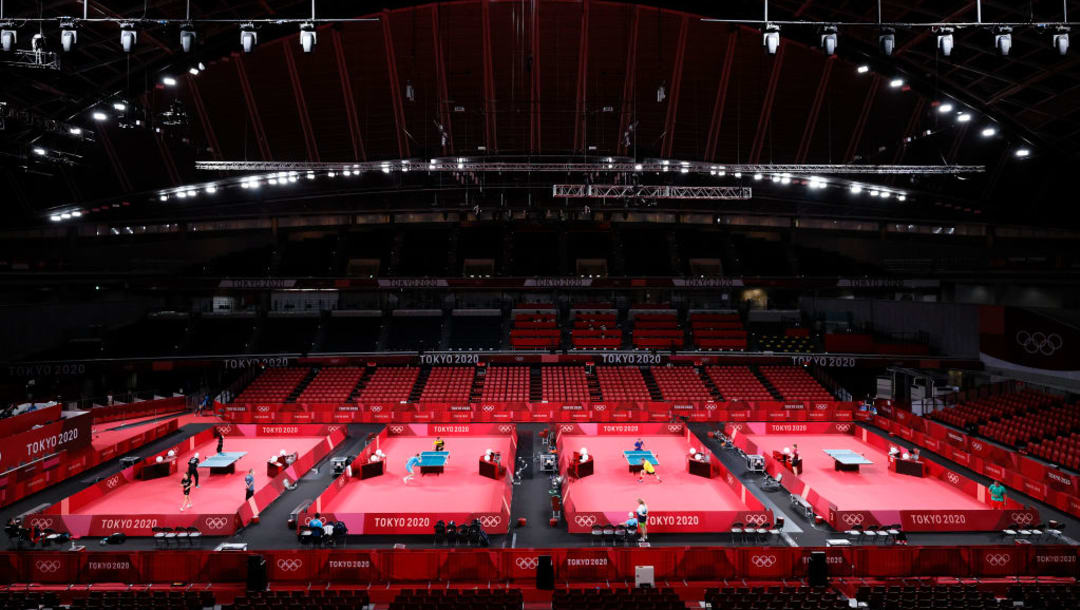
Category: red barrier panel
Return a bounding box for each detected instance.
[0,404,62,438]
[0,546,1076,585]
[1,413,92,472]
[91,397,187,424]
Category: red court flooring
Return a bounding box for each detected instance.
[559,435,753,532]
[72,436,324,515]
[325,435,513,515]
[742,433,987,512]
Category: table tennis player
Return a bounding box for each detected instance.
[633,438,645,451]
[434,436,445,451]
[989,480,1007,509]
[403,452,422,484]
[638,458,661,483]
[187,452,200,488]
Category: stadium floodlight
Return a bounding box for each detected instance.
[299,23,316,53]
[120,22,137,53]
[205,184,217,194]
[180,24,196,53]
[762,23,780,55]
[879,27,895,56]
[938,102,954,113]
[112,102,127,112]
[69,127,82,135]
[1053,26,1070,55]
[1,24,15,52]
[957,112,971,123]
[857,64,870,74]
[981,127,996,137]
[32,147,46,156]
[162,76,177,86]
[820,25,838,56]
[994,26,1012,56]
[240,23,257,53]
[189,66,199,75]
[850,184,862,194]
[31,33,45,52]
[1015,148,1030,158]
[889,78,904,88]
[937,27,954,57]
[60,20,77,52]
[92,111,108,121]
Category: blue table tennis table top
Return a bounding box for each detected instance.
[419,451,450,466]
[623,450,660,465]
[197,451,247,468]
[823,449,873,465]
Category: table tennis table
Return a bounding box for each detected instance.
[623,450,660,473]
[419,451,449,476]
[197,451,247,475]
[824,449,873,472]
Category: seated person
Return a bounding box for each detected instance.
[369,452,382,463]
[889,446,900,457]
[484,448,494,462]
[623,512,639,529]
[433,437,445,452]
[579,448,589,463]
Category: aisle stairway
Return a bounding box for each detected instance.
[408,366,432,403]
[287,367,319,402]
[751,366,785,400]
[529,366,542,401]
[698,365,724,400]
[640,368,665,401]
[347,367,375,402]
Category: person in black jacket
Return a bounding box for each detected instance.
[216,430,225,455]
[180,474,193,511]
[187,453,200,488]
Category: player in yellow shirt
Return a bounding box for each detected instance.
[638,458,661,483]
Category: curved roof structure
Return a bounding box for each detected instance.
[0,1,1075,225]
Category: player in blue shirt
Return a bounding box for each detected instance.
[403,453,422,484]
[633,438,645,452]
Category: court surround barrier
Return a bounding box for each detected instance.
[866,398,1080,521]
[726,422,1038,532]
[25,424,347,537]
[0,545,1076,585]
[221,400,857,424]
[302,423,516,535]
[555,422,774,533]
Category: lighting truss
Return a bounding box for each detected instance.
[195,159,984,176]
[553,185,752,200]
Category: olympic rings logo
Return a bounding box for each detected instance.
[593,405,606,411]
[971,441,984,451]
[834,424,852,433]
[217,425,232,435]
[705,403,717,411]
[29,517,54,529]
[667,424,683,433]
[744,513,768,526]
[204,517,229,530]
[815,404,829,410]
[750,555,777,568]
[729,423,744,432]
[1016,331,1063,356]
[276,559,303,572]
[105,476,121,489]
[515,557,539,570]
[574,515,597,528]
[326,425,341,433]
[257,406,271,413]
[370,405,384,413]
[1012,512,1034,525]
[389,425,404,434]
[841,513,864,526]
[36,560,62,574]
[482,405,495,412]
[477,515,501,529]
[986,553,1011,567]
[946,472,961,485]
[497,425,513,434]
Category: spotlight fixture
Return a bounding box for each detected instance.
[299,22,316,53]
[405,80,415,102]
[879,27,895,56]
[92,111,108,121]
[240,23,257,53]
[31,33,45,52]
[1014,148,1030,158]
[857,65,870,74]
[820,25,838,56]
[205,184,217,194]
[1,24,15,52]
[112,102,127,112]
[60,20,77,52]
[956,112,971,123]
[849,184,862,194]
[994,26,1012,56]
[162,76,177,86]
[938,102,954,113]
[120,22,137,53]
[981,127,996,137]
[180,23,196,53]
[762,23,780,55]
[889,78,904,88]
[189,66,199,75]
[32,147,46,156]
[937,27,954,57]
[69,127,82,135]
[753,173,763,181]
[1053,26,1070,55]
[656,83,666,103]
[159,194,168,201]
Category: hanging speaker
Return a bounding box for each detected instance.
[536,555,555,590]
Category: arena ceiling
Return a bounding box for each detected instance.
[0,0,1077,226]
